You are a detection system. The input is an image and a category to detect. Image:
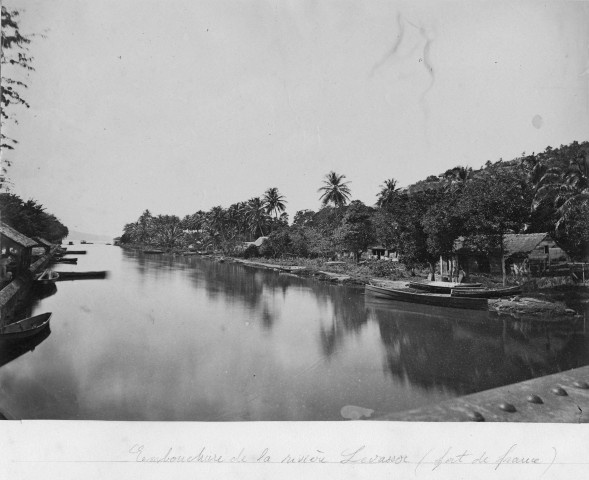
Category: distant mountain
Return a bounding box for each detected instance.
[66,230,114,242]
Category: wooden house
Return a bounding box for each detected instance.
[454,233,570,276]
[0,222,38,279]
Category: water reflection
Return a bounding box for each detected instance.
[1,245,587,420]
[366,298,588,395]
[0,328,51,369]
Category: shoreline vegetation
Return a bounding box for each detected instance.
[121,244,586,318]
[118,140,589,319]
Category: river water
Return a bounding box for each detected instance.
[1,244,588,420]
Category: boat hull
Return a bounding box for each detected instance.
[450,286,522,298]
[0,313,52,340]
[408,281,483,294]
[366,284,488,310]
[55,271,107,280]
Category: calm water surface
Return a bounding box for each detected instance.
[1,244,588,420]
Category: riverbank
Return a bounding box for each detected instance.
[118,245,586,317]
[223,256,584,318]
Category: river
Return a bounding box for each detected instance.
[1,244,588,420]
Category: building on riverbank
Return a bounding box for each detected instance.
[454,233,570,276]
[0,222,39,281]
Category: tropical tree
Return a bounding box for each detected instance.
[318,171,351,208]
[262,187,287,218]
[442,166,472,196]
[333,201,375,262]
[1,6,35,188]
[376,178,401,208]
[244,197,269,238]
[534,150,589,229]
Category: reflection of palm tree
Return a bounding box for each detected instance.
[318,171,351,207]
[262,187,287,218]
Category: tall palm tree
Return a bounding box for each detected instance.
[244,197,269,238]
[262,187,287,218]
[376,178,401,208]
[318,171,351,207]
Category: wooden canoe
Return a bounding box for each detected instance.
[63,250,87,255]
[0,313,52,340]
[55,271,107,280]
[408,281,483,294]
[366,284,488,310]
[450,285,522,298]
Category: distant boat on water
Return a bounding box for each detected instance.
[56,271,108,280]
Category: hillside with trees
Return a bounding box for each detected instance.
[119,140,589,274]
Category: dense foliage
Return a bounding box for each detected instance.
[120,141,589,267]
[1,6,35,188]
[0,193,69,241]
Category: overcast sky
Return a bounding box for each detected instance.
[4,0,589,237]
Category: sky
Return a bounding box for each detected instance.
[3,0,589,237]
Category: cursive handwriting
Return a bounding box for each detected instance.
[128,443,557,473]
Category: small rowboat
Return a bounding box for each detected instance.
[450,285,522,298]
[0,313,52,340]
[366,284,488,310]
[34,269,60,285]
[408,281,483,294]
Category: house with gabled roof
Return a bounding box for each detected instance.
[0,222,38,279]
[454,233,570,276]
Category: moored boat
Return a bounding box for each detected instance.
[0,313,52,340]
[34,269,60,285]
[53,257,78,264]
[366,284,488,310]
[55,271,107,280]
[450,285,522,298]
[408,281,483,294]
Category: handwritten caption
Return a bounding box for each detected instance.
[128,443,557,472]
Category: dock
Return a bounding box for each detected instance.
[376,365,589,422]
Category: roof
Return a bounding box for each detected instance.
[454,233,551,256]
[34,237,53,248]
[503,233,550,256]
[0,222,38,248]
[244,236,268,247]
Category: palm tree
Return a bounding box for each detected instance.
[318,171,351,207]
[244,197,269,238]
[534,151,589,229]
[262,187,287,218]
[376,178,401,208]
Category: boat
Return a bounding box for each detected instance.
[407,281,483,294]
[53,257,77,264]
[34,269,60,285]
[55,271,108,280]
[450,285,522,298]
[143,249,164,254]
[0,326,51,367]
[366,284,488,310]
[68,241,74,245]
[0,313,52,340]
[63,250,87,255]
